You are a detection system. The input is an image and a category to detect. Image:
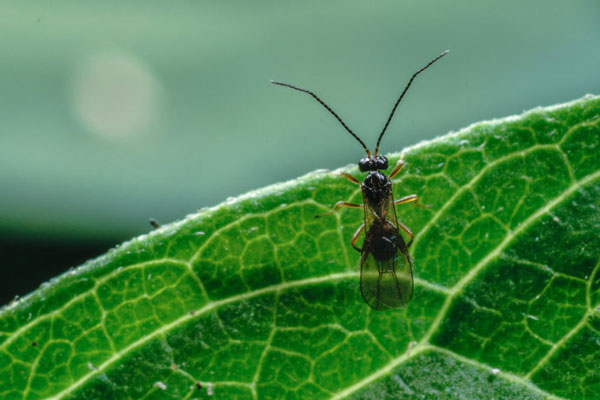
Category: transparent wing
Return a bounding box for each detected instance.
[360,246,413,310]
[359,191,413,310]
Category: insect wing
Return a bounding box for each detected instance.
[360,244,413,310]
[359,194,414,310]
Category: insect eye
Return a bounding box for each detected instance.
[359,158,373,172]
[375,156,388,170]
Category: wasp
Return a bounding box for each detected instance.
[272,50,448,310]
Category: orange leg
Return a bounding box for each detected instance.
[395,194,431,209]
[389,159,407,179]
[315,201,362,218]
[338,172,361,185]
[350,223,365,252]
[395,194,430,248]
[322,170,361,185]
[396,219,414,248]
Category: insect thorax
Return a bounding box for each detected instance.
[362,171,392,210]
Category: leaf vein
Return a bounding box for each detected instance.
[330,168,600,399]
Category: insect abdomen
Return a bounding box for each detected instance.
[365,221,400,262]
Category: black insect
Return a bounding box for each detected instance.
[272,50,448,310]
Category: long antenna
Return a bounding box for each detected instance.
[374,49,449,156]
[271,80,371,156]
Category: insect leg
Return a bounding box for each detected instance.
[396,219,414,247]
[337,172,361,185]
[389,159,407,179]
[394,194,431,209]
[350,223,365,252]
[315,201,362,218]
[321,170,361,185]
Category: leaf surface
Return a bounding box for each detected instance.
[1,96,599,400]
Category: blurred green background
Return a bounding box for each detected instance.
[1,0,599,303]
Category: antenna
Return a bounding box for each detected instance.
[374,50,449,155]
[271,80,371,156]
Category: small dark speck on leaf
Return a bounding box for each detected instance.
[196,382,202,389]
[31,342,37,347]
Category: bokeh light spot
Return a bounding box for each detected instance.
[71,51,160,141]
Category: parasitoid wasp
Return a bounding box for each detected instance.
[272,50,448,310]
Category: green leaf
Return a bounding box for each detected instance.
[1,95,599,400]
